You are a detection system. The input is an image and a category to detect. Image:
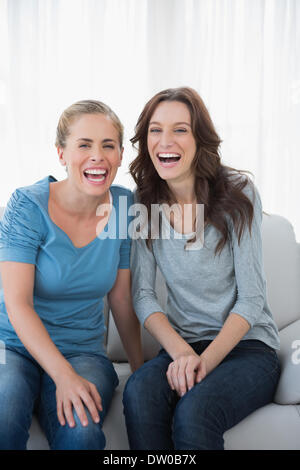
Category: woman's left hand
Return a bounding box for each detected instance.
[166,352,207,397]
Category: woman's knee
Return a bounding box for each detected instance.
[123,368,146,412]
[50,412,106,450]
[123,361,169,407]
[0,351,40,449]
[0,384,34,449]
[173,387,226,431]
[172,389,226,450]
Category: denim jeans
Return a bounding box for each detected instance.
[123,339,281,450]
[0,347,119,450]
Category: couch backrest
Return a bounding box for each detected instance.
[261,214,300,329]
[106,213,300,362]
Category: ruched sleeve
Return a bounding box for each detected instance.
[118,237,131,269]
[0,189,44,264]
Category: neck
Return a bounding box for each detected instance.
[52,179,110,219]
[167,176,196,205]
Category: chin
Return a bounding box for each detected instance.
[157,170,180,182]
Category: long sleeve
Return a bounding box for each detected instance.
[229,182,267,328]
[130,237,166,327]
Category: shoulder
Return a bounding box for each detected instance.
[2,177,51,231]
[17,175,53,203]
[228,172,261,208]
[224,173,263,238]
[110,184,134,204]
[110,184,133,196]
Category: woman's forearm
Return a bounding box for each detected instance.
[200,312,250,375]
[145,311,250,374]
[110,298,144,372]
[144,312,196,360]
[6,303,74,381]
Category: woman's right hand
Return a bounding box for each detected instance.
[55,369,103,428]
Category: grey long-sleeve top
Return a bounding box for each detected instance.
[130,182,280,350]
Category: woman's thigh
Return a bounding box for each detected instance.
[0,348,41,449]
[173,341,281,449]
[123,348,177,415]
[123,349,179,450]
[38,353,119,450]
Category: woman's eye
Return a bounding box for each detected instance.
[79,144,89,148]
[149,128,161,133]
[175,128,187,133]
[104,145,114,149]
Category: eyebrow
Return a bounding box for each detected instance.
[76,138,117,143]
[149,121,191,127]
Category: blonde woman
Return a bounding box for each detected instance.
[0,100,143,450]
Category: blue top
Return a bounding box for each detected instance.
[0,175,133,358]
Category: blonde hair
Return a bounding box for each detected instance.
[55,100,124,148]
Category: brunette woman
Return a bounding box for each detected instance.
[123,87,280,450]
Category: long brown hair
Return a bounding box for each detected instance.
[129,87,255,255]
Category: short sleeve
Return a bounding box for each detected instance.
[0,189,43,264]
[118,237,131,269]
[117,189,133,269]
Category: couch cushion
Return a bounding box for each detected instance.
[102,363,131,450]
[261,214,300,330]
[224,402,300,450]
[274,319,300,404]
[27,417,49,450]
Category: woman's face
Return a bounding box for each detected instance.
[57,113,123,196]
[147,101,197,185]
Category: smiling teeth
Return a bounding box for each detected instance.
[158,153,181,159]
[84,169,106,175]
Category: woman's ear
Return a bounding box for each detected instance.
[57,146,66,167]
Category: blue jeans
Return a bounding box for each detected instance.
[0,347,119,450]
[123,339,281,450]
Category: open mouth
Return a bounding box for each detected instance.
[83,169,108,184]
[157,153,182,167]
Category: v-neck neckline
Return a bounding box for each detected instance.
[46,176,113,250]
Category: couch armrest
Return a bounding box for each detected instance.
[274,319,300,404]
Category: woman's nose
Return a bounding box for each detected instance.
[159,131,174,147]
[90,149,105,162]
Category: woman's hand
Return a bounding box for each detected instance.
[55,369,103,428]
[166,352,207,397]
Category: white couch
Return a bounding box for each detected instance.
[1,207,300,450]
